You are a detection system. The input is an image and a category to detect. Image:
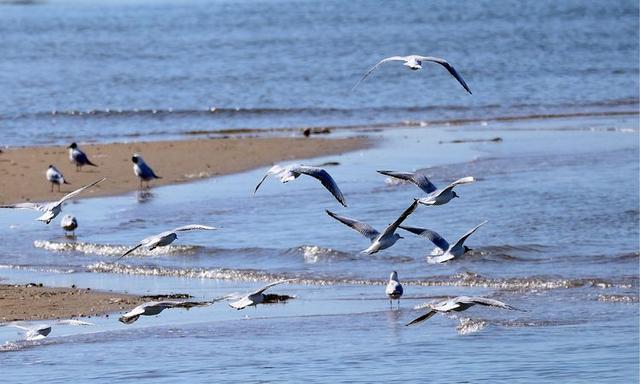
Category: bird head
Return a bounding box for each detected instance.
[68,142,77,149]
[131,154,141,164]
[390,271,399,281]
[453,191,460,198]
[464,246,473,254]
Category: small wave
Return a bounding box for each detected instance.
[286,245,355,264]
[457,318,487,335]
[33,240,198,257]
[0,264,76,274]
[597,294,639,303]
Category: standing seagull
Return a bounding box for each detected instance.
[0,178,106,224]
[116,224,217,261]
[132,154,162,189]
[326,199,419,254]
[385,271,403,308]
[254,164,347,207]
[406,296,523,326]
[119,298,226,324]
[8,320,93,340]
[228,280,292,310]
[60,214,78,236]
[46,165,70,192]
[353,55,472,93]
[68,143,98,171]
[399,221,488,263]
[378,170,475,206]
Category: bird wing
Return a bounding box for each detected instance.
[380,199,419,238]
[326,210,380,240]
[172,224,217,232]
[385,280,402,296]
[228,296,253,310]
[415,56,472,94]
[291,166,347,207]
[0,202,47,212]
[115,243,144,261]
[405,310,437,326]
[251,279,292,296]
[75,150,97,166]
[7,322,31,331]
[56,178,106,205]
[436,176,475,196]
[398,225,450,251]
[451,220,488,250]
[56,319,94,326]
[253,173,272,195]
[352,56,407,90]
[377,170,437,194]
[457,296,521,311]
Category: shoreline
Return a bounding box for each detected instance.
[0,136,370,205]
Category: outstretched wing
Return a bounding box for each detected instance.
[115,243,144,261]
[416,56,472,94]
[251,279,292,296]
[377,170,437,194]
[326,210,380,241]
[57,178,106,205]
[0,202,47,212]
[451,220,488,250]
[457,296,522,311]
[172,224,217,232]
[405,310,437,326]
[436,176,475,196]
[56,319,94,326]
[398,225,450,251]
[291,166,347,207]
[352,56,406,90]
[380,199,419,238]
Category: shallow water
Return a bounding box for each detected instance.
[0,114,638,382]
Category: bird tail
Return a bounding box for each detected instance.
[64,180,71,185]
[87,160,98,167]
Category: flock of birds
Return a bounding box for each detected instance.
[2,55,523,341]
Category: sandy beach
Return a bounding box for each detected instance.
[0,136,369,205]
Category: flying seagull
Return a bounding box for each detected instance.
[46,165,70,192]
[385,271,403,308]
[326,199,419,254]
[68,142,98,171]
[8,319,93,340]
[116,224,217,261]
[119,297,226,324]
[228,280,292,310]
[132,153,162,189]
[353,55,472,93]
[399,220,488,263]
[60,214,78,236]
[254,164,347,207]
[0,178,106,224]
[406,296,523,326]
[378,170,475,206]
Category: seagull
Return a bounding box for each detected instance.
[228,280,292,310]
[0,178,106,224]
[8,319,93,340]
[378,170,475,206]
[385,271,403,308]
[353,55,472,93]
[119,298,226,324]
[68,142,98,171]
[46,165,70,192]
[60,214,78,236]
[326,199,419,254]
[116,224,217,261]
[254,164,347,207]
[399,220,488,263]
[132,154,162,189]
[406,296,523,326]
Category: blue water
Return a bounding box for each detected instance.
[0,0,639,383]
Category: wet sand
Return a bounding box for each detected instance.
[0,136,369,205]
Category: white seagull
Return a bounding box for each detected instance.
[353,55,472,93]
[0,178,106,224]
[254,164,347,207]
[60,214,78,235]
[326,199,419,254]
[378,170,475,206]
[399,220,488,263]
[8,319,94,340]
[116,224,217,261]
[68,142,98,171]
[119,298,225,324]
[406,296,523,326]
[228,280,292,310]
[46,165,70,192]
[385,271,403,308]
[132,154,162,189]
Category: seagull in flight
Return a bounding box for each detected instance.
[0,178,106,224]
[353,55,472,93]
[116,224,217,261]
[406,296,523,326]
[254,164,347,207]
[46,165,70,192]
[68,142,98,171]
[399,220,488,263]
[378,170,475,206]
[326,199,419,254]
[228,280,293,310]
[119,297,226,324]
[132,154,162,189]
[8,319,93,340]
[385,271,403,308]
